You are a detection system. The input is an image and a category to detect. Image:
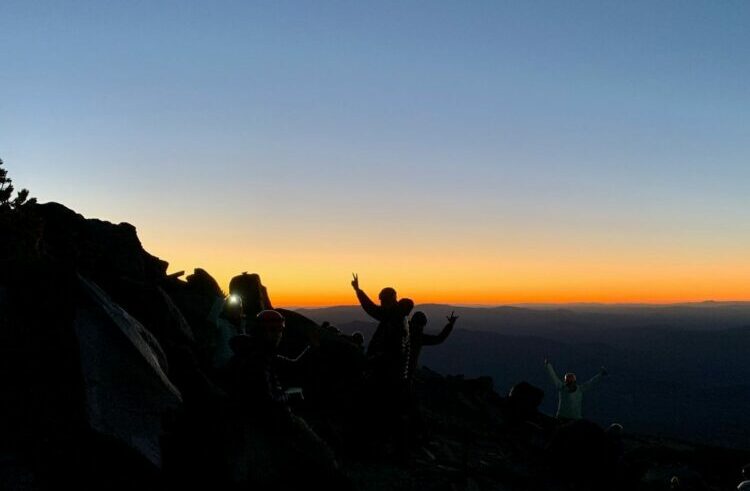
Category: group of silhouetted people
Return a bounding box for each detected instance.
[349,273,458,458]
[211,271,651,491]
[203,273,458,488]
[209,271,622,488]
[199,272,750,491]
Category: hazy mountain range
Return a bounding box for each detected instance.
[296,302,750,449]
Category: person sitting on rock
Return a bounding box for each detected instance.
[544,358,607,421]
[407,310,458,381]
[226,310,348,489]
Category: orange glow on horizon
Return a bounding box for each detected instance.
[264,284,750,308]
[168,262,750,309]
[134,218,750,309]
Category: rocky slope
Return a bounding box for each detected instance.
[1,202,747,490]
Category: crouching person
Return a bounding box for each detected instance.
[226,310,351,490]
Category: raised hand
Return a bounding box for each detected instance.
[351,273,359,291]
[446,311,458,324]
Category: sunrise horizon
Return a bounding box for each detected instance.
[4,1,748,313]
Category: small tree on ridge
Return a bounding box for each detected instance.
[0,158,36,210]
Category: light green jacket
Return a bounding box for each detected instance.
[546,363,602,420]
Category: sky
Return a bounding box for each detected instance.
[2,1,749,306]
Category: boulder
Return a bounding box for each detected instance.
[228,272,272,318]
[506,381,545,421]
[75,275,182,467]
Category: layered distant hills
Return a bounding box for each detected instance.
[297,302,750,449]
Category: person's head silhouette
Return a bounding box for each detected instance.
[409,311,428,332]
[254,310,285,348]
[378,287,397,308]
[564,372,577,392]
[352,331,364,347]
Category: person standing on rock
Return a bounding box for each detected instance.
[402,310,458,447]
[407,310,458,382]
[351,273,413,385]
[351,273,414,458]
[544,358,607,421]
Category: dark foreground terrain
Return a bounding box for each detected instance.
[2,201,748,490]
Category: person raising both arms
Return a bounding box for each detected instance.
[544,358,607,421]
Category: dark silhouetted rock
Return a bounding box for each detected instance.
[228,272,272,318]
[35,202,168,283]
[185,267,223,297]
[506,381,545,421]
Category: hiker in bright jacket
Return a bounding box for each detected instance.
[544,358,607,420]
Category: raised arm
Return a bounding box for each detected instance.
[351,273,382,320]
[423,311,458,346]
[276,345,311,363]
[581,367,607,392]
[545,359,563,389]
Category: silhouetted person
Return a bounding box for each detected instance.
[399,311,458,449]
[350,273,413,383]
[320,321,341,334]
[226,310,347,489]
[351,331,365,351]
[407,310,457,380]
[351,273,413,458]
[207,293,245,370]
[544,358,607,420]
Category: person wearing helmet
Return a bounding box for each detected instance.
[544,358,607,420]
[407,310,458,381]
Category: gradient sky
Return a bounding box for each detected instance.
[2,1,749,306]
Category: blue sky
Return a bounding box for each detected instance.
[2,1,749,304]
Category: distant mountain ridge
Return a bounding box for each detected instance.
[296,302,750,449]
[296,301,750,335]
